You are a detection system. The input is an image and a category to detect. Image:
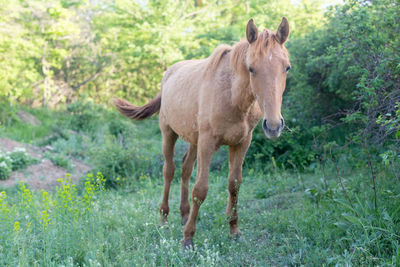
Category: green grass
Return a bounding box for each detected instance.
[0,102,399,266]
[1,163,399,266]
[0,105,63,143]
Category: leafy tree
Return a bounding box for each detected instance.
[288,0,399,141]
[0,0,329,106]
[248,0,400,168]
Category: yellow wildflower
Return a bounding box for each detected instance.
[13,221,20,232]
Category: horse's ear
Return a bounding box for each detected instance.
[276,17,289,44]
[246,19,258,44]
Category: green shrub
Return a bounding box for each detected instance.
[8,148,36,171]
[0,99,20,128]
[90,134,163,187]
[0,155,12,181]
[50,134,88,160]
[247,121,324,170]
[108,118,130,138]
[0,161,11,180]
[0,148,38,180]
[44,152,73,171]
[286,0,400,144]
[246,0,399,170]
[64,98,103,133]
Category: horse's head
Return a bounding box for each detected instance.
[246,18,290,140]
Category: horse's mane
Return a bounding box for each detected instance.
[203,45,232,77]
[204,29,288,78]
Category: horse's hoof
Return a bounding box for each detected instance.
[183,239,194,250]
[229,229,242,240]
[158,218,168,228]
[181,217,188,226]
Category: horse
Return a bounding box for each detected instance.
[114,18,291,248]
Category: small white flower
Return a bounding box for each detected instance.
[13,147,26,153]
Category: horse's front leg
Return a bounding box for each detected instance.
[183,132,216,248]
[226,135,252,237]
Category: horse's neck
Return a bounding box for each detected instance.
[230,72,255,113]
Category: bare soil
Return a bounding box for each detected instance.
[0,138,91,190]
[17,110,42,126]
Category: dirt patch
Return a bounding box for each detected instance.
[0,138,91,190]
[17,110,42,126]
[0,138,42,158]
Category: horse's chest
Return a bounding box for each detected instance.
[215,121,250,146]
[211,107,261,146]
[227,108,262,143]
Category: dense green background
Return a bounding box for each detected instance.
[1,0,398,166]
[0,0,399,265]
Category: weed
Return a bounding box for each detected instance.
[44,152,73,171]
[9,147,38,171]
[0,148,38,180]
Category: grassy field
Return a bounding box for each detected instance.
[0,103,399,266]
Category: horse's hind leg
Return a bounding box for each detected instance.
[159,124,178,224]
[226,136,251,237]
[180,144,197,225]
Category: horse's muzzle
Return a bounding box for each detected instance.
[262,118,284,140]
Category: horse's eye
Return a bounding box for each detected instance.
[285,66,291,73]
[249,67,255,74]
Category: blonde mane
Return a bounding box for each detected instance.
[203,29,288,79]
[203,44,232,77]
[230,29,288,77]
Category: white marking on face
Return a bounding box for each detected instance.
[269,54,272,61]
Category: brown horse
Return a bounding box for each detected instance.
[114,18,291,248]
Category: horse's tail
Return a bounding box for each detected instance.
[113,93,161,120]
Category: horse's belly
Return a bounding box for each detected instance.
[159,63,203,145]
[160,93,199,145]
[166,114,198,144]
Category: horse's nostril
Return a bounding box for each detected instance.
[262,119,268,131]
[280,118,285,128]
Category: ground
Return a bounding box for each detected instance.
[0,138,90,190]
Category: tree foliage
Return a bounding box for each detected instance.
[250,0,400,168]
[0,0,327,106]
[1,0,399,168]
[287,0,399,137]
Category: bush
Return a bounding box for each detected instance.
[0,161,11,180]
[246,0,400,169]
[44,152,74,171]
[64,98,103,133]
[0,148,38,180]
[247,121,324,170]
[90,134,163,187]
[286,0,400,144]
[8,148,34,171]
